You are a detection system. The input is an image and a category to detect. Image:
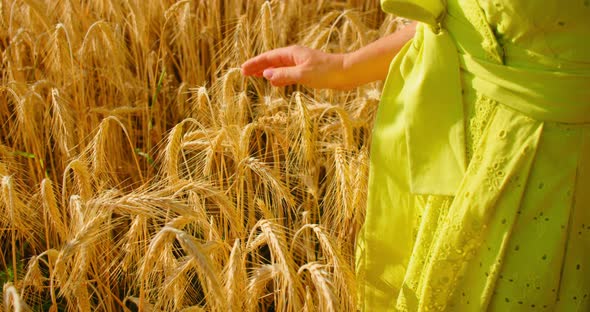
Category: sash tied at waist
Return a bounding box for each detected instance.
[391,5,590,196]
[458,54,590,124]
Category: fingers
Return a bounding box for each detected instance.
[264,66,304,87]
[241,46,300,76]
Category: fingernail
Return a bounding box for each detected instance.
[263,69,274,80]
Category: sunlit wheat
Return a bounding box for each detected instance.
[0,0,403,310]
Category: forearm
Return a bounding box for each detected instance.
[341,21,417,87]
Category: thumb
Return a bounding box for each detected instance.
[264,66,304,87]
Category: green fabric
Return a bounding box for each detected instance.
[357,0,590,311]
[380,0,444,25]
[402,23,467,195]
[459,52,590,122]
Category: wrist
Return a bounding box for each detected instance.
[340,52,352,72]
[334,52,357,89]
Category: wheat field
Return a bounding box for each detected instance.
[0,0,404,310]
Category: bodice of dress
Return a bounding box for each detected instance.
[378,0,590,195]
[446,0,590,72]
[477,0,590,68]
[442,0,590,122]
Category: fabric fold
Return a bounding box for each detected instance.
[402,24,467,195]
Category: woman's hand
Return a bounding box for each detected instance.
[241,22,417,90]
[241,45,350,89]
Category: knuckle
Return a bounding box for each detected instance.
[290,45,306,53]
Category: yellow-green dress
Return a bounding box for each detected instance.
[356,0,590,311]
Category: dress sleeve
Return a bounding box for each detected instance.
[380,0,444,26]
